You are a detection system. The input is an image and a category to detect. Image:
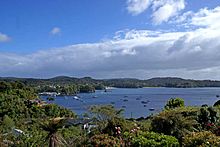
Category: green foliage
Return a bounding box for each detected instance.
[41,118,69,147]
[47,97,55,101]
[165,98,185,110]
[124,131,179,147]
[151,107,198,141]
[214,99,220,107]
[0,81,75,120]
[79,84,95,93]
[2,115,15,132]
[137,119,152,132]
[44,104,75,118]
[90,105,124,134]
[0,81,12,92]
[60,126,82,146]
[182,131,220,147]
[88,134,120,147]
[198,107,218,129]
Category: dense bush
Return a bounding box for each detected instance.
[88,134,121,147]
[214,100,220,107]
[198,107,218,129]
[165,98,185,110]
[123,131,179,147]
[90,105,125,134]
[151,107,198,141]
[183,131,220,147]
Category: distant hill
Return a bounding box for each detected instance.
[1,76,220,88]
[144,77,220,88]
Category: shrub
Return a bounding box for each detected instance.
[2,115,15,133]
[123,131,179,147]
[183,131,220,147]
[88,134,120,147]
[165,98,185,110]
[198,107,218,129]
[151,107,198,141]
[214,100,220,107]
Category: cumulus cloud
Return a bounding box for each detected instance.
[127,0,185,24]
[1,6,220,79]
[172,6,220,29]
[152,0,185,24]
[50,27,61,35]
[127,0,152,15]
[0,32,11,42]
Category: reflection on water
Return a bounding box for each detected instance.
[41,87,220,118]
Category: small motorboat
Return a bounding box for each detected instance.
[123,99,128,102]
[122,106,126,108]
[149,108,155,111]
[73,96,80,100]
[141,100,149,104]
[93,96,98,98]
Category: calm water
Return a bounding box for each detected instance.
[41,87,220,118]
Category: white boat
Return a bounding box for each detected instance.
[73,96,80,100]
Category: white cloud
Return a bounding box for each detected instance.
[1,6,220,79]
[190,7,220,29]
[0,32,11,42]
[50,27,61,35]
[127,0,152,15]
[152,0,185,24]
[173,6,220,29]
[126,0,186,24]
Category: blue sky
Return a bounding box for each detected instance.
[1,0,220,79]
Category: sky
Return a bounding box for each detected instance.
[1,0,220,79]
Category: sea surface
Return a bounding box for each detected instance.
[41,87,220,118]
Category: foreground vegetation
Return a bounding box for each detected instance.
[1,81,220,146]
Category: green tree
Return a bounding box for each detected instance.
[2,115,15,133]
[90,105,125,135]
[213,99,220,107]
[165,98,185,110]
[41,118,68,147]
[151,108,198,143]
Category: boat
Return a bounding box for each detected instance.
[216,95,219,98]
[149,108,155,111]
[73,96,80,100]
[123,99,128,102]
[144,105,147,107]
[124,95,128,98]
[93,96,98,98]
[122,106,126,108]
[111,102,115,104]
[136,97,141,100]
[141,100,149,104]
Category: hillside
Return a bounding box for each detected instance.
[1,76,220,88]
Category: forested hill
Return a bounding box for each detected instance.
[144,77,220,88]
[1,76,220,88]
